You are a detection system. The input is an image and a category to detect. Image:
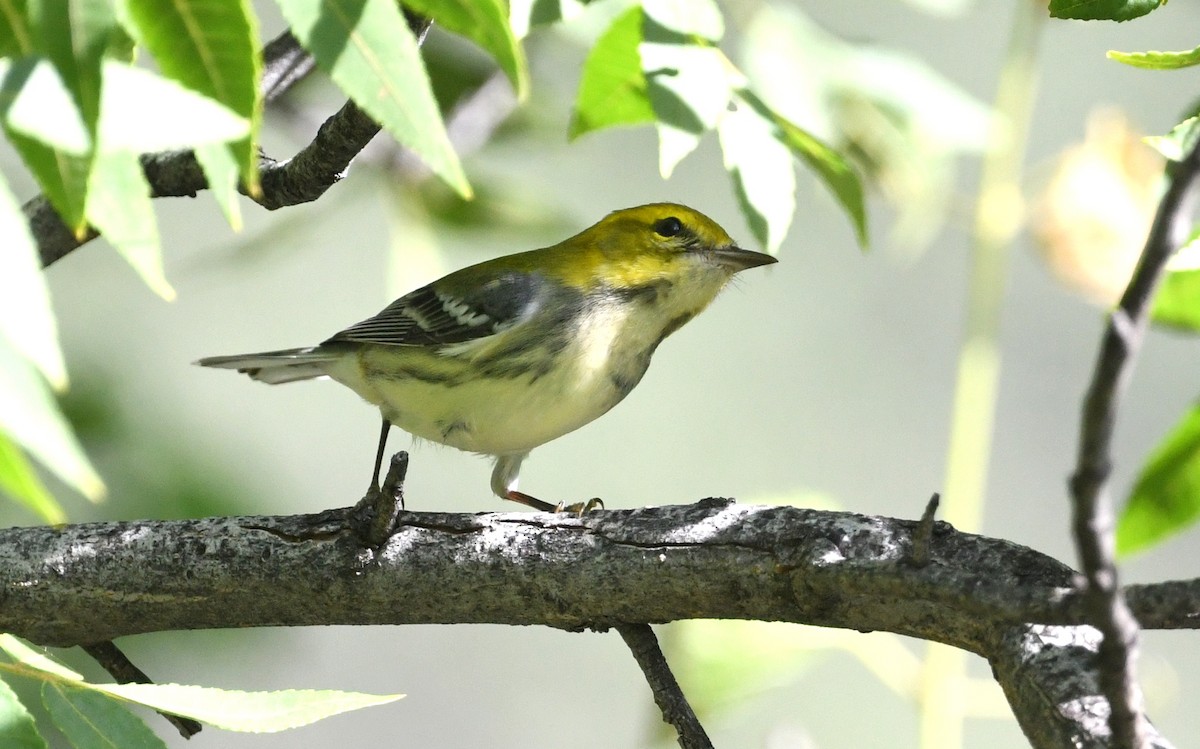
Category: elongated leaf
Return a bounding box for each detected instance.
[26,0,112,232]
[736,89,867,247]
[1118,403,1200,554]
[1109,46,1200,70]
[0,58,93,230]
[1049,0,1164,21]
[719,99,795,252]
[0,170,67,389]
[400,0,527,100]
[1144,117,1200,163]
[0,335,103,500]
[0,57,90,154]
[640,35,732,177]
[31,0,113,128]
[0,634,84,680]
[121,0,261,192]
[276,0,470,197]
[95,683,403,733]
[569,6,654,139]
[0,0,34,56]
[43,683,165,749]
[0,431,65,523]
[0,676,46,749]
[85,149,173,300]
[98,60,249,152]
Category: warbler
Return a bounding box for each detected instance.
[197,203,776,510]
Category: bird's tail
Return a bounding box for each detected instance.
[194,347,341,384]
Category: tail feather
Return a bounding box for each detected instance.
[195,347,341,384]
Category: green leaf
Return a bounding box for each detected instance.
[0,57,90,154]
[94,683,403,733]
[26,0,113,232]
[31,0,113,129]
[276,0,471,198]
[120,0,261,192]
[43,683,165,749]
[0,676,46,749]
[718,98,794,252]
[739,89,868,247]
[638,0,730,176]
[1144,116,1200,162]
[0,170,67,389]
[1048,0,1165,21]
[640,26,732,177]
[0,58,93,230]
[0,335,104,500]
[0,431,66,523]
[97,60,250,152]
[400,0,528,100]
[0,0,35,57]
[1109,45,1200,70]
[85,149,173,300]
[194,141,243,231]
[569,6,654,139]
[0,635,84,680]
[1119,402,1200,555]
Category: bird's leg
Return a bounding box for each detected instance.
[370,418,392,494]
[491,453,602,513]
[351,419,405,549]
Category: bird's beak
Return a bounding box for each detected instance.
[712,246,779,271]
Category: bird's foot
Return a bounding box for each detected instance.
[505,490,604,515]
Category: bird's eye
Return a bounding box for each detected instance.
[654,217,684,237]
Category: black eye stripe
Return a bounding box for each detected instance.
[654,216,684,237]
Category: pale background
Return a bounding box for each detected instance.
[7,1,1200,747]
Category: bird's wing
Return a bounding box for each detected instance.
[323,271,545,347]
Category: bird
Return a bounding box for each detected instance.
[196,203,776,510]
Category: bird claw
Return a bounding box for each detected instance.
[554,498,605,515]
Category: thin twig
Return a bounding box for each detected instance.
[1069,132,1200,748]
[615,624,713,749]
[81,641,202,738]
[910,493,940,568]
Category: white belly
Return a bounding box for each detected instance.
[324,308,647,456]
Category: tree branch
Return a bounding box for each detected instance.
[31,19,434,268]
[616,624,712,749]
[0,500,1184,748]
[1069,131,1200,747]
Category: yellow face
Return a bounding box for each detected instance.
[532,203,743,289]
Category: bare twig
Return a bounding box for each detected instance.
[909,493,941,568]
[1069,133,1200,747]
[261,31,315,103]
[81,641,202,738]
[616,624,712,749]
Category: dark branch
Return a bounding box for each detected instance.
[615,624,712,749]
[0,501,1183,749]
[1069,132,1200,747]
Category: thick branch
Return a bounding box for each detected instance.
[0,500,1182,749]
[1069,131,1200,747]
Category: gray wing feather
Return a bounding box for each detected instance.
[325,272,543,347]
